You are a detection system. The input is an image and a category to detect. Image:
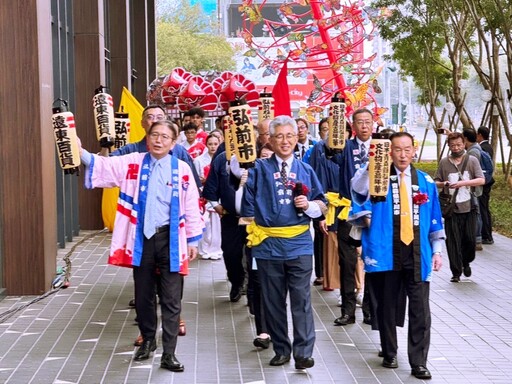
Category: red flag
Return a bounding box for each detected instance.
[272,60,291,116]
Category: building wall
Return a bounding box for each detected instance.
[0,1,57,295]
[0,0,156,295]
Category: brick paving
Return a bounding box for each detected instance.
[1,230,512,383]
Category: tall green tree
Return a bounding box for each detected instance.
[372,0,456,157]
[156,0,235,75]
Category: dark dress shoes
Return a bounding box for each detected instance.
[463,265,472,277]
[253,337,271,349]
[295,357,315,369]
[382,357,398,368]
[363,316,372,325]
[128,298,135,307]
[161,353,184,372]
[134,339,157,361]
[313,277,324,286]
[450,276,460,283]
[411,365,432,379]
[269,354,290,366]
[334,314,355,326]
[229,286,242,302]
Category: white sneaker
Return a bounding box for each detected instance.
[337,295,342,307]
[356,292,363,307]
[210,253,222,260]
[200,254,210,260]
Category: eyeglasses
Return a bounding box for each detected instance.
[145,114,166,121]
[149,132,174,141]
[392,147,414,154]
[272,133,296,141]
[297,125,308,130]
[355,120,373,127]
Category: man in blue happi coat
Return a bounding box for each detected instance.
[349,132,445,380]
[241,115,327,370]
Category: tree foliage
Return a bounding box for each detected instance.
[156,0,236,75]
[372,0,512,167]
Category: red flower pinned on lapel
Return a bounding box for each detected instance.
[413,192,429,206]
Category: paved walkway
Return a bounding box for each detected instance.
[0,230,511,384]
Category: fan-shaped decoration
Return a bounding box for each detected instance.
[237,0,390,116]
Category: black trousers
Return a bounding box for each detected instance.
[220,214,246,289]
[370,269,431,368]
[479,184,493,241]
[246,247,268,336]
[337,220,358,317]
[313,221,324,279]
[445,211,477,278]
[133,231,183,354]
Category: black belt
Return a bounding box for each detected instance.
[155,225,170,234]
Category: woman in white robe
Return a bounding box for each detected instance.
[194,134,223,259]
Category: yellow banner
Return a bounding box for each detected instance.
[101,87,145,231]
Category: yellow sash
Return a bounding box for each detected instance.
[325,192,351,226]
[246,222,309,248]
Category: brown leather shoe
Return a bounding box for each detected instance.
[133,335,143,346]
[178,319,186,336]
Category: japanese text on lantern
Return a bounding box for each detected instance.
[93,94,113,138]
[258,97,274,121]
[114,118,130,149]
[369,140,391,196]
[222,115,235,160]
[329,102,346,149]
[230,105,256,163]
[52,115,79,167]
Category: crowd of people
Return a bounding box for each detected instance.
[78,104,494,379]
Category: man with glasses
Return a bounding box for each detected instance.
[241,115,327,370]
[101,105,200,342]
[102,104,201,187]
[78,120,203,372]
[326,108,372,326]
[294,118,316,161]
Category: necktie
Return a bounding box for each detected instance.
[360,143,367,162]
[144,162,158,239]
[400,172,414,245]
[281,161,288,185]
[301,145,306,159]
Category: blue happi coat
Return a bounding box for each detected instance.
[242,155,326,260]
[349,166,445,281]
